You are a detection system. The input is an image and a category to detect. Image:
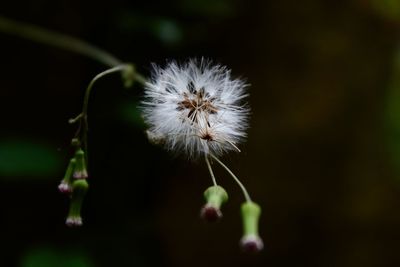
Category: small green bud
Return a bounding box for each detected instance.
[240,202,263,252]
[200,185,228,222]
[58,158,76,194]
[73,149,88,179]
[66,179,89,227]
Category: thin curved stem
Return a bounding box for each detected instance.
[209,154,252,203]
[80,64,130,159]
[205,155,217,186]
[0,15,121,67]
[82,65,128,120]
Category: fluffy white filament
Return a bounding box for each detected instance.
[142,59,249,158]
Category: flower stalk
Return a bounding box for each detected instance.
[209,154,252,203]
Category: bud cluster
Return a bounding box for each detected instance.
[200,184,263,252]
[58,139,89,227]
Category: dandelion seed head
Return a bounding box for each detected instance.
[142,59,249,158]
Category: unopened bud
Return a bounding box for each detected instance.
[58,158,76,194]
[73,149,88,179]
[66,179,89,227]
[240,202,263,252]
[200,185,228,222]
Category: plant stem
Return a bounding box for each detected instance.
[80,64,130,160]
[0,15,121,67]
[210,154,252,203]
[205,155,218,186]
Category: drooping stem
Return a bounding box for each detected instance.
[209,154,252,203]
[205,155,217,186]
[77,64,131,160]
[0,15,121,67]
[82,65,129,123]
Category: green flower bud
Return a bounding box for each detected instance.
[240,202,263,252]
[200,185,228,222]
[66,179,89,227]
[73,149,88,179]
[58,158,76,194]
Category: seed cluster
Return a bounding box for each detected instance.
[142,59,249,158]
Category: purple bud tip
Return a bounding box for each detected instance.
[65,217,83,227]
[58,182,72,194]
[240,235,264,253]
[200,204,223,222]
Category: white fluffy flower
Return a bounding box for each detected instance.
[142,59,249,158]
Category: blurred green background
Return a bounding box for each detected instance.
[1,0,400,266]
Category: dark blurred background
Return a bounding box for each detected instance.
[1,0,400,266]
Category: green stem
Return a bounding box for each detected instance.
[0,15,121,67]
[0,16,148,84]
[209,154,252,203]
[205,155,217,186]
[80,65,130,160]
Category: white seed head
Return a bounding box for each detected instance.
[142,59,249,158]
